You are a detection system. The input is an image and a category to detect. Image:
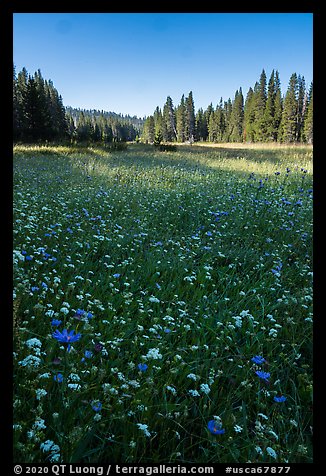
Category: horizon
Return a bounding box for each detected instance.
[13,13,313,118]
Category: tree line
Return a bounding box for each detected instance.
[142,69,313,144]
[13,66,312,145]
[13,66,143,144]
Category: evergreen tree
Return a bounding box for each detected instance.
[195,108,208,141]
[229,88,244,142]
[162,96,176,141]
[176,94,186,142]
[280,73,299,143]
[215,99,226,142]
[264,70,276,141]
[304,82,313,144]
[185,91,196,142]
[224,99,233,142]
[153,106,163,139]
[142,115,155,143]
[243,87,255,142]
[296,75,306,142]
[274,71,283,142]
[253,69,267,141]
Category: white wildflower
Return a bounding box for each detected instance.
[200,383,211,395]
[149,296,160,303]
[266,446,277,459]
[188,389,200,397]
[187,373,198,381]
[35,389,47,400]
[166,385,177,395]
[18,355,42,368]
[145,348,162,360]
[234,425,243,433]
[137,423,151,437]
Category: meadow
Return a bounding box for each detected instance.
[13,142,313,464]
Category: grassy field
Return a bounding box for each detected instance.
[13,142,313,464]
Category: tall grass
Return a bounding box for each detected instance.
[13,143,313,463]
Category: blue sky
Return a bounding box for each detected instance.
[13,13,313,118]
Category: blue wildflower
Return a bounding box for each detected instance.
[84,350,93,359]
[274,395,287,403]
[75,309,85,317]
[54,373,64,383]
[91,401,102,412]
[52,329,81,352]
[51,319,62,327]
[251,355,266,365]
[138,363,148,372]
[113,273,121,278]
[255,370,270,381]
[207,420,226,435]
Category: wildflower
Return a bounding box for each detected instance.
[234,425,243,433]
[166,385,177,395]
[18,355,42,368]
[35,389,47,400]
[188,389,200,397]
[91,401,102,412]
[145,348,162,360]
[52,328,81,351]
[113,273,121,278]
[53,373,64,383]
[33,417,46,430]
[137,423,151,437]
[51,319,62,327]
[200,383,211,395]
[187,373,198,381]
[67,383,81,390]
[25,338,42,355]
[251,355,266,365]
[255,370,270,381]
[273,395,287,402]
[94,342,103,353]
[207,420,225,435]
[137,363,148,372]
[149,296,160,303]
[84,350,93,359]
[266,446,277,459]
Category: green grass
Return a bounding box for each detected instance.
[13,142,313,463]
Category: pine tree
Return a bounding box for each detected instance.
[243,87,255,142]
[195,108,208,141]
[303,82,313,144]
[185,91,195,142]
[296,75,306,142]
[253,69,267,141]
[215,99,226,142]
[142,115,155,143]
[176,94,186,142]
[224,99,233,142]
[280,73,299,143]
[162,96,176,141]
[274,71,283,142]
[229,88,244,142]
[264,70,276,141]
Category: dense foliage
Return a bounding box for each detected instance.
[13,67,143,144]
[142,70,313,145]
[14,67,312,145]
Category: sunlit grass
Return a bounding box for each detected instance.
[13,142,313,464]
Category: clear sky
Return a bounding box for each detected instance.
[13,13,313,118]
